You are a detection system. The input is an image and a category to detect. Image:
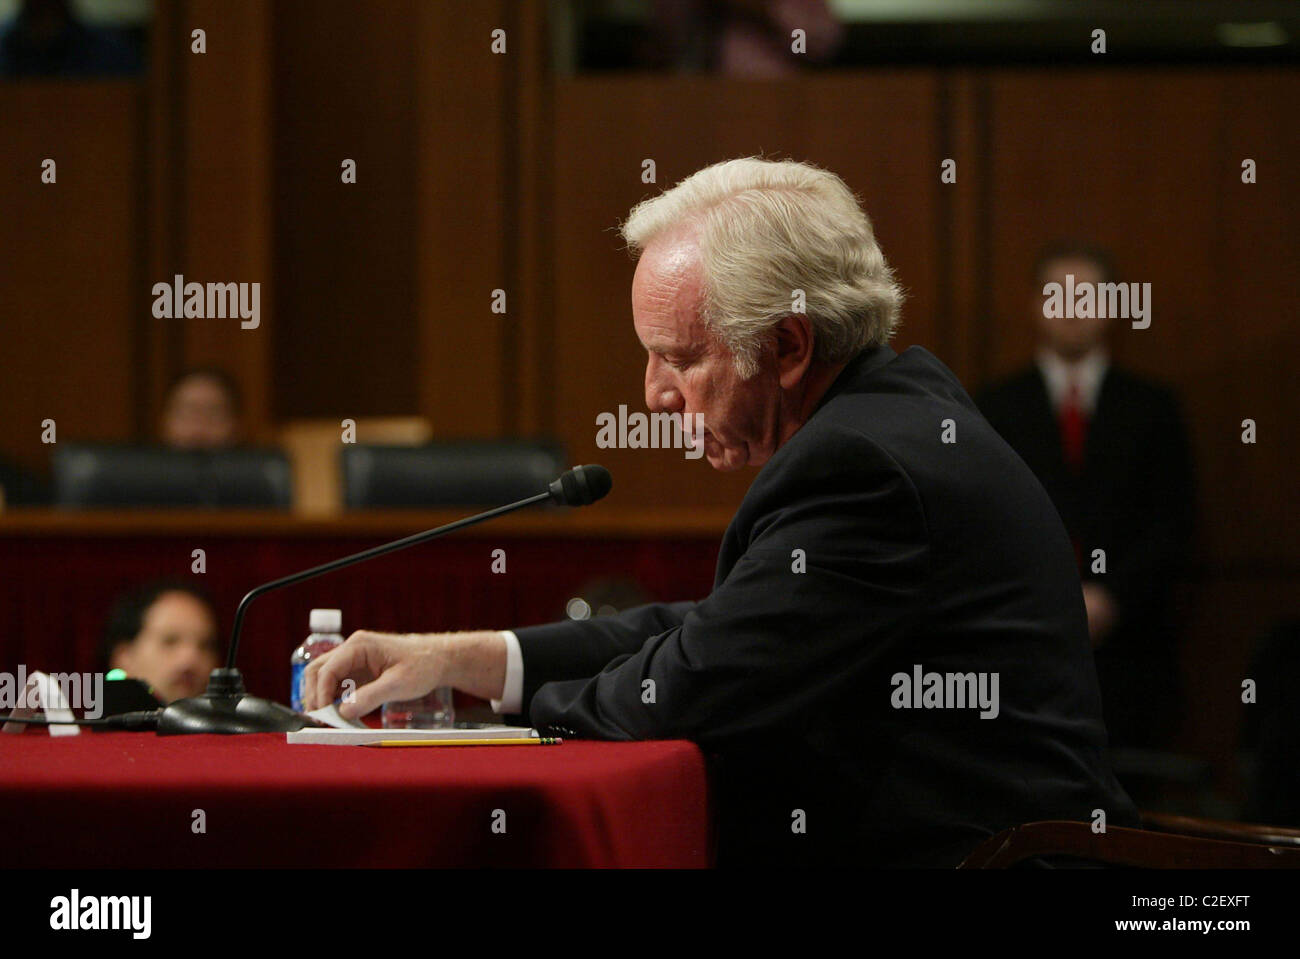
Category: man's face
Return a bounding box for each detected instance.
[1034,256,1111,360]
[632,231,784,471]
[161,375,238,450]
[110,592,220,702]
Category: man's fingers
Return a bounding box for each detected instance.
[300,645,337,711]
[336,670,406,721]
[300,629,440,718]
[300,647,331,711]
[309,635,370,712]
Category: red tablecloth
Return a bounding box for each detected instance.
[0,732,711,868]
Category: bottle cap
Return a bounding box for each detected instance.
[309,608,342,633]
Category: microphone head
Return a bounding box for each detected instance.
[549,464,612,506]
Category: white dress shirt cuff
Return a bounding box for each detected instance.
[489,629,524,715]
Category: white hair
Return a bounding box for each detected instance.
[619,157,904,378]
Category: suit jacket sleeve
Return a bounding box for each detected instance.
[526,437,930,745]
[1102,390,1195,623]
[512,601,697,716]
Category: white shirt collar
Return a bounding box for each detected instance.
[1036,348,1109,413]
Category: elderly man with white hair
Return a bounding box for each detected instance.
[305,157,1137,867]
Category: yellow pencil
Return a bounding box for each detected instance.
[361,737,563,747]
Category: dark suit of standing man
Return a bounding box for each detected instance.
[977,245,1195,750]
[306,161,1137,867]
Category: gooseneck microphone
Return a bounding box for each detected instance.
[156,465,613,735]
[548,463,611,506]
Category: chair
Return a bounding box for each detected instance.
[958,820,1300,868]
[341,440,567,508]
[1140,810,1300,848]
[278,416,433,515]
[51,445,292,509]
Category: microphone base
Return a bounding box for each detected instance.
[157,668,313,735]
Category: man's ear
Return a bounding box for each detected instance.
[774,314,815,391]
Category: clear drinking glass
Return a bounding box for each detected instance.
[381,687,455,729]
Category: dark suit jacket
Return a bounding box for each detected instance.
[513,344,1137,866]
[975,363,1195,747]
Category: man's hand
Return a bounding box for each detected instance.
[301,629,508,720]
[1081,583,1119,649]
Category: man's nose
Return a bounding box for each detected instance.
[177,644,208,671]
[646,385,683,415]
[645,367,682,414]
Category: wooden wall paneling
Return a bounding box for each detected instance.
[0,83,140,474]
[414,0,512,438]
[509,0,556,439]
[142,0,187,438]
[270,0,419,423]
[1194,69,1300,569]
[941,70,991,388]
[174,0,274,441]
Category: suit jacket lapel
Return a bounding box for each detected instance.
[1029,366,1068,472]
[1082,366,1116,476]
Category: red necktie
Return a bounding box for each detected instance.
[1059,378,1087,473]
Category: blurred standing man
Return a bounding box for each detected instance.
[977,245,1195,750]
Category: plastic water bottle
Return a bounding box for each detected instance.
[290,609,344,712]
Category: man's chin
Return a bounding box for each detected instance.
[166,682,205,702]
[706,449,747,472]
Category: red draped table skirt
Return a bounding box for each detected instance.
[0,733,712,868]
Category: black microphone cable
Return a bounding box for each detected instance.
[1,710,161,731]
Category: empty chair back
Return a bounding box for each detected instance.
[52,445,292,509]
[342,441,567,508]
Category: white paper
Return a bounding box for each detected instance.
[287,725,537,745]
[306,703,368,729]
